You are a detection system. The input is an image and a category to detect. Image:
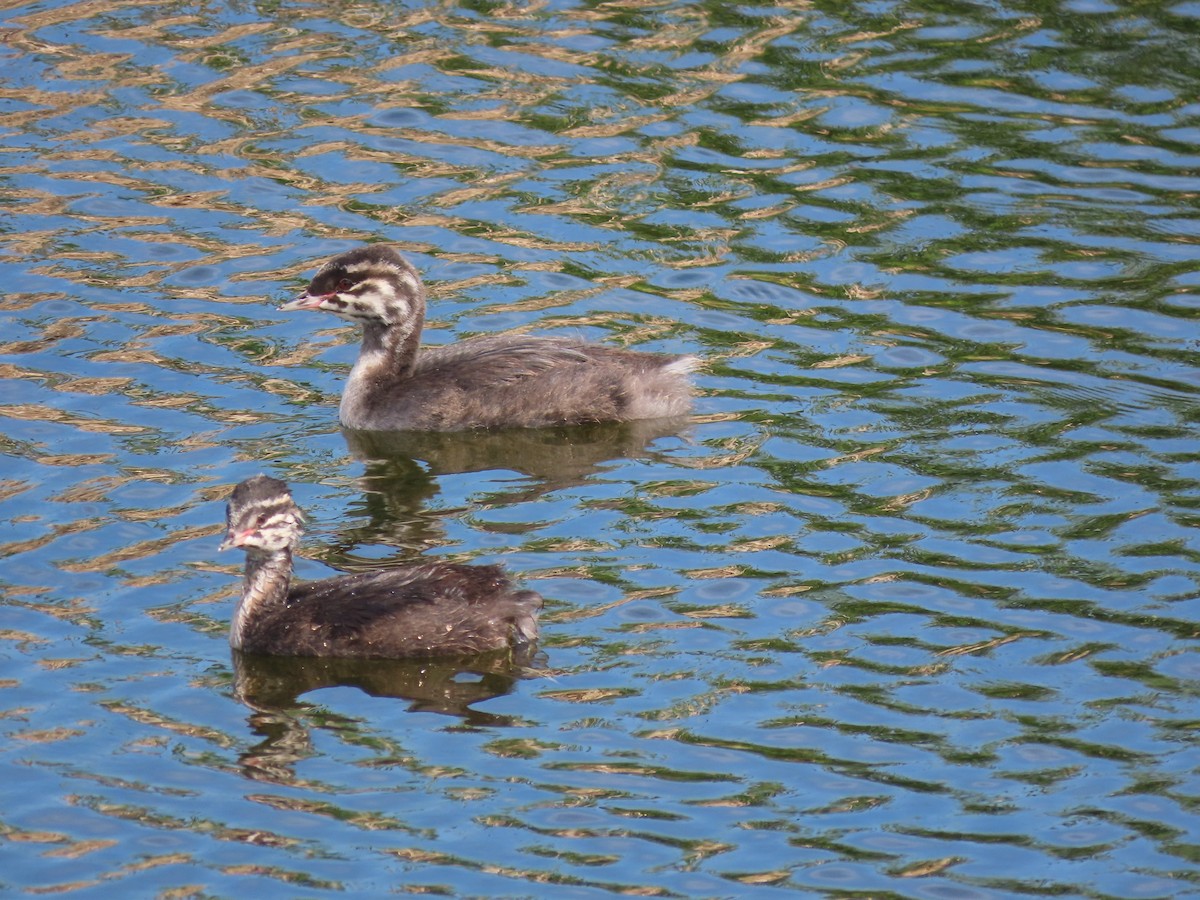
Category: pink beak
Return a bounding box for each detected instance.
[279,292,330,312]
[218,529,254,551]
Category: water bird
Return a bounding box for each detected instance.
[220,474,541,658]
[279,244,698,431]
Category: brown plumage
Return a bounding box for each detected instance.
[220,475,541,658]
[279,244,698,431]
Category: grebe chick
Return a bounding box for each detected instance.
[279,244,698,432]
[220,475,541,658]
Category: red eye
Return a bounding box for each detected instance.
[337,277,354,292]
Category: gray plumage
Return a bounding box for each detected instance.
[220,475,541,659]
[280,245,698,431]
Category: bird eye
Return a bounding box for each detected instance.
[254,514,269,529]
[336,277,354,292]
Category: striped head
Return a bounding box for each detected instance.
[279,245,424,328]
[220,474,304,554]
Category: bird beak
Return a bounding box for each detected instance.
[219,530,246,551]
[279,291,328,312]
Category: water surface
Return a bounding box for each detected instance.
[1,1,1198,897]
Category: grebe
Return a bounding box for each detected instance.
[220,474,541,658]
[280,244,697,431]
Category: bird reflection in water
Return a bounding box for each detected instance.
[338,417,694,551]
[232,646,541,783]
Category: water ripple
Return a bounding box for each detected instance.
[0,1,1197,897]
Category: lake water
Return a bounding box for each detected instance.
[1,1,1197,896]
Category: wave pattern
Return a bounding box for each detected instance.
[0,0,1197,896]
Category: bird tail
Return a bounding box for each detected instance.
[510,589,543,645]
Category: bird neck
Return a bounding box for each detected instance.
[232,547,293,650]
[343,313,424,424]
[362,316,421,376]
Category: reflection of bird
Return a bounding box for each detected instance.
[280,244,698,431]
[233,650,539,782]
[233,649,537,724]
[219,475,541,658]
[322,419,694,566]
[344,417,692,483]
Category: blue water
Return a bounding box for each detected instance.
[1,1,1197,896]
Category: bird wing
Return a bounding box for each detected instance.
[415,335,593,385]
[287,563,517,637]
